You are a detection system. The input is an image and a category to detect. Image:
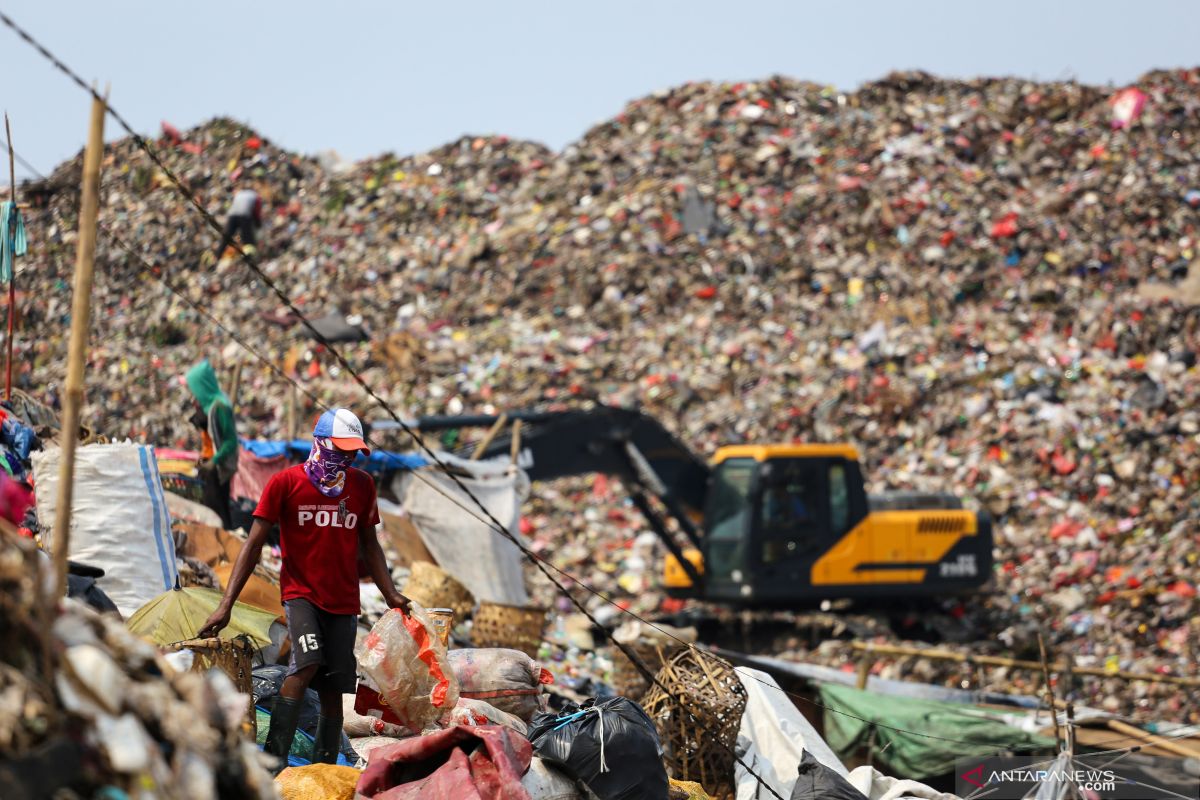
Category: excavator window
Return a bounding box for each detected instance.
[703,457,756,581]
[758,459,827,565]
[830,464,849,534]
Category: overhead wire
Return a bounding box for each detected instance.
[6,9,1192,774]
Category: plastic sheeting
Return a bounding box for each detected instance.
[393,452,530,605]
[845,766,963,800]
[33,444,177,617]
[734,668,848,800]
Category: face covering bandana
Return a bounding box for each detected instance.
[304,437,355,497]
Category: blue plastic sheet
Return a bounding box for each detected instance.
[239,439,427,473]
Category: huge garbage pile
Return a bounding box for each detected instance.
[12,68,1200,718]
[0,531,277,799]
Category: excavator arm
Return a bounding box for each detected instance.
[380,406,711,586]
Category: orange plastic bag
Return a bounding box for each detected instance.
[355,604,459,734]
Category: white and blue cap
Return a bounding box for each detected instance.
[313,408,371,455]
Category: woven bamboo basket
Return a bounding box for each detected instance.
[403,560,474,621]
[641,649,748,800]
[611,640,685,701]
[471,602,547,657]
[166,636,257,738]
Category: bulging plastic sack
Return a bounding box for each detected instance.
[441,696,529,736]
[355,604,459,734]
[529,697,669,800]
[448,647,554,722]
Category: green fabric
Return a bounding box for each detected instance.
[185,359,230,413]
[126,586,276,647]
[818,683,1057,780]
[1,201,28,284]
[185,360,238,474]
[209,401,238,468]
[255,707,314,761]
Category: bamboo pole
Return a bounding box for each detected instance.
[509,419,523,465]
[847,642,1200,688]
[1105,719,1200,759]
[1039,633,1064,751]
[52,90,106,600]
[229,361,242,414]
[5,112,16,400]
[470,412,508,460]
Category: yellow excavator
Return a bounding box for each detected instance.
[396,406,992,607]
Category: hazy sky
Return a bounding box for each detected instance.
[3,1,1199,180]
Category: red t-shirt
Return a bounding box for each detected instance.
[254,464,380,614]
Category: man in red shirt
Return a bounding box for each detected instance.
[199,408,409,766]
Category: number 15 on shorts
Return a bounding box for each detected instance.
[298,633,320,653]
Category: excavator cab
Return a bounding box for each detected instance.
[389,406,991,609]
[665,444,991,605]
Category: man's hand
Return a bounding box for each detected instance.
[198,604,232,639]
[386,591,412,614]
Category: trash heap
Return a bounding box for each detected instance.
[0,531,277,800]
[11,68,1200,717]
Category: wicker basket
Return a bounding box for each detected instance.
[641,650,748,800]
[471,602,547,657]
[612,640,686,701]
[166,636,257,738]
[403,561,474,621]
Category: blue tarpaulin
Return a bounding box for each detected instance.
[239,439,427,473]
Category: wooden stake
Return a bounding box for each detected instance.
[229,361,242,414]
[287,383,297,440]
[51,90,106,600]
[4,112,16,401]
[470,412,508,460]
[846,641,1200,687]
[509,419,523,466]
[1105,719,1200,759]
[1038,633,1063,752]
[856,647,872,690]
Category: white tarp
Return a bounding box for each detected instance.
[846,767,963,800]
[393,452,530,606]
[33,443,177,616]
[735,667,849,800]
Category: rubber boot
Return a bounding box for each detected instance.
[311,714,343,765]
[263,696,303,770]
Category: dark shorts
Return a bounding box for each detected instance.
[284,598,358,694]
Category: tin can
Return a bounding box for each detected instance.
[426,607,455,649]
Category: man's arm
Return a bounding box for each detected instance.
[359,518,410,612]
[197,518,271,637]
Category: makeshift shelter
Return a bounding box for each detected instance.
[305,311,369,343]
[126,586,277,647]
[393,452,530,606]
[818,684,1056,781]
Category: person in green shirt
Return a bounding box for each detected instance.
[184,360,239,529]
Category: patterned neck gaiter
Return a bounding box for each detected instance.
[303,437,355,498]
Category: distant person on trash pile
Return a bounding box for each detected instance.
[184,360,239,529]
[198,407,410,768]
[213,181,263,257]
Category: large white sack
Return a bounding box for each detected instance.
[735,667,849,800]
[521,757,581,800]
[846,766,963,800]
[393,452,529,606]
[33,443,177,616]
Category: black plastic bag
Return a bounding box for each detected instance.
[529,697,669,800]
[251,665,356,760]
[789,750,867,800]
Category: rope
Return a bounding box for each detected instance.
[6,13,1182,778]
